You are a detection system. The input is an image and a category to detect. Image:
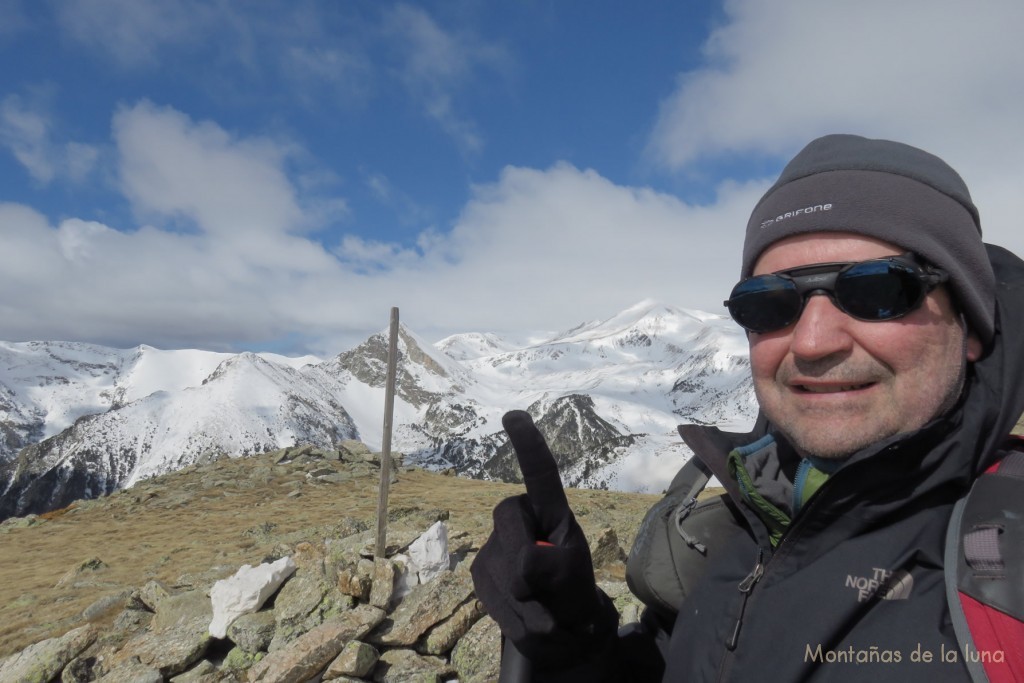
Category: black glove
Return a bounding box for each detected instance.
[471,411,618,671]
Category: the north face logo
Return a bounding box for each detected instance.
[845,568,914,602]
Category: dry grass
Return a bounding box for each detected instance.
[5,408,1020,661]
[0,455,661,658]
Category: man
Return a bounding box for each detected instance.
[471,134,1024,681]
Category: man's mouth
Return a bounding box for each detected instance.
[795,383,873,394]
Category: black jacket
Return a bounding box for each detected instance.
[624,244,1024,682]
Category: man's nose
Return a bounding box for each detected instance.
[788,292,855,359]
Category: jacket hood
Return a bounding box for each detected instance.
[960,243,1024,474]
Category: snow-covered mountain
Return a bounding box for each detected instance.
[0,300,756,520]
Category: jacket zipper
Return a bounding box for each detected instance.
[722,471,843,654]
[703,437,900,678]
[727,547,765,650]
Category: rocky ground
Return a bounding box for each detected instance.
[0,441,665,682]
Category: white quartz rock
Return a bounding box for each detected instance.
[208,556,297,638]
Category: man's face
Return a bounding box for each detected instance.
[749,232,982,459]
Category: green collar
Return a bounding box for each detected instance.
[728,435,832,547]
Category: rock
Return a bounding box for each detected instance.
[111,590,213,677]
[291,541,327,574]
[169,658,218,682]
[98,655,164,682]
[450,616,502,683]
[600,580,646,627]
[139,579,172,611]
[0,513,42,532]
[228,610,277,653]
[317,472,353,485]
[337,559,373,601]
[82,590,131,621]
[420,599,484,655]
[61,655,98,682]
[112,606,153,635]
[54,557,108,588]
[152,589,214,632]
[306,467,335,479]
[247,605,385,682]
[209,556,297,638]
[1,509,646,683]
[590,527,628,568]
[337,440,372,461]
[267,572,339,651]
[339,525,423,560]
[371,648,451,683]
[324,640,379,679]
[407,521,449,585]
[222,646,265,672]
[368,558,396,610]
[0,624,96,683]
[370,570,474,647]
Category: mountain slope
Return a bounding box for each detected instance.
[0,301,754,520]
[412,300,755,491]
[0,353,358,519]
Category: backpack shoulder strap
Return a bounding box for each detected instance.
[945,443,1024,683]
[626,456,747,625]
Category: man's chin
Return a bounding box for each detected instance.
[780,422,881,461]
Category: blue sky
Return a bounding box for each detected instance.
[2,0,1023,356]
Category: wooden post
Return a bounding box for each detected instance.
[375,307,400,559]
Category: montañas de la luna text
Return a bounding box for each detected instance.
[804,642,1005,665]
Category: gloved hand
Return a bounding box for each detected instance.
[471,410,618,670]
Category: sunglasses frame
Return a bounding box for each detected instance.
[724,252,949,334]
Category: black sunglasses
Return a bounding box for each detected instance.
[724,253,948,334]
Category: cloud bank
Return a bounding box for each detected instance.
[2,0,1022,356]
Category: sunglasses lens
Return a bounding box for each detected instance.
[727,275,802,333]
[835,261,924,320]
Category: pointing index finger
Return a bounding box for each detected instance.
[501,410,570,536]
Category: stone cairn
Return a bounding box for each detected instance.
[0,443,642,682]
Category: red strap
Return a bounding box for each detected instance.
[958,591,1024,683]
[985,439,1024,474]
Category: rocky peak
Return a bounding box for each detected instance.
[329,324,467,408]
[482,394,639,489]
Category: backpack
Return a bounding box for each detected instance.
[626,441,1024,682]
[945,445,1024,682]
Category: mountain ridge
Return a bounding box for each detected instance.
[0,301,755,521]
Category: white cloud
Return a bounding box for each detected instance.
[6,1,1024,356]
[113,101,305,240]
[0,93,99,185]
[64,142,100,182]
[0,103,354,350]
[307,163,764,348]
[53,0,217,68]
[0,99,753,354]
[51,2,510,156]
[380,3,511,153]
[648,0,1024,170]
[4,87,1019,357]
[0,94,54,182]
[645,0,1024,259]
[259,3,507,154]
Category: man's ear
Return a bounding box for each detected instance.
[966,332,983,362]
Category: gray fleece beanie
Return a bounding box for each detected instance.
[743,134,995,344]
